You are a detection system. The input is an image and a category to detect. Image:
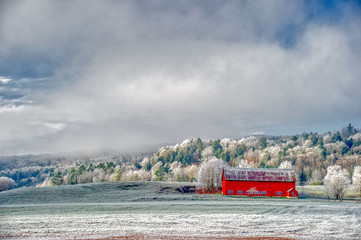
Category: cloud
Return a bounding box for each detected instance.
[0,0,360,154]
[42,122,66,133]
[0,77,11,84]
[0,104,24,113]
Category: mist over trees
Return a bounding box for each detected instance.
[1,124,361,193]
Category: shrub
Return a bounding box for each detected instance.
[0,177,15,192]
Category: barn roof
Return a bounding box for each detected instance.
[223,167,296,182]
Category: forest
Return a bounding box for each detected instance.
[1,123,361,190]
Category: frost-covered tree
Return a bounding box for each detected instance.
[151,162,163,181]
[278,161,292,169]
[309,169,323,184]
[0,177,15,191]
[352,166,361,198]
[324,165,350,201]
[197,157,224,192]
[341,123,357,139]
[185,165,199,182]
[238,159,250,168]
[36,178,52,187]
[323,134,332,144]
[201,146,213,161]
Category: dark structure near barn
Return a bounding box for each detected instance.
[222,167,298,198]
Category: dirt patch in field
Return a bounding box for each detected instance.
[117,183,144,190]
[175,185,196,193]
[81,235,295,240]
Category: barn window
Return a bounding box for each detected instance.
[255,191,260,194]
[228,190,233,194]
[261,191,267,195]
[237,190,243,194]
[246,190,249,194]
[277,191,282,195]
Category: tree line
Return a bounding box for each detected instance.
[1,124,360,198]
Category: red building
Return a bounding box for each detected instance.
[222,167,298,198]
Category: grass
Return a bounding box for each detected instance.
[0,181,226,205]
[296,185,360,200]
[1,182,361,239]
[1,182,360,205]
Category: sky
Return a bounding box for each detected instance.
[0,0,361,155]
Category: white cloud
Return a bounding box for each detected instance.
[0,105,24,113]
[0,77,11,84]
[0,0,360,154]
[43,122,66,132]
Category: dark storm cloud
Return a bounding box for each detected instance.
[0,0,360,154]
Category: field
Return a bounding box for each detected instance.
[1,182,360,240]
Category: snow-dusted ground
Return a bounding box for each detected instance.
[1,200,360,240]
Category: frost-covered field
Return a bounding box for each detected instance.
[1,182,360,239]
[2,200,361,239]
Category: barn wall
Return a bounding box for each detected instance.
[222,178,296,197]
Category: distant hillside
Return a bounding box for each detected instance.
[0,151,150,188]
[1,123,360,189]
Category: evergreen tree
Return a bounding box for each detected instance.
[67,167,77,185]
[236,144,246,156]
[154,166,164,181]
[332,131,342,142]
[211,140,222,153]
[345,138,354,149]
[77,165,86,175]
[144,161,152,171]
[51,172,63,186]
[299,171,307,183]
[259,137,267,149]
[115,169,122,181]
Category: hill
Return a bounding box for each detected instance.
[0,181,222,205]
[1,124,361,190]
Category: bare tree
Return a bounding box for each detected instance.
[197,157,224,192]
[324,165,350,201]
[0,177,15,191]
[352,166,361,199]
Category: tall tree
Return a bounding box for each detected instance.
[51,172,63,186]
[352,166,361,199]
[259,137,267,150]
[197,157,224,192]
[323,165,350,201]
[341,123,357,139]
[332,131,343,142]
[154,166,164,181]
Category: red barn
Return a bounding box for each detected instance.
[222,167,298,198]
